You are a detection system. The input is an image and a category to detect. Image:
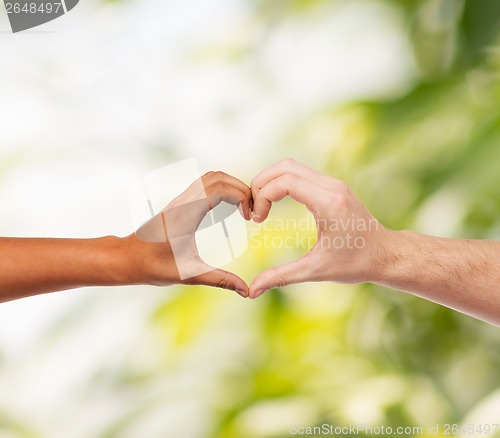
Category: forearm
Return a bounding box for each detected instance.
[0,236,159,302]
[375,230,500,325]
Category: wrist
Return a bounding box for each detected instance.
[119,234,178,287]
[369,228,416,285]
[97,236,138,286]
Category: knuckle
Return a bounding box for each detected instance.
[280,157,297,167]
[200,172,212,186]
[213,181,226,192]
[316,195,331,211]
[216,276,229,290]
[279,172,296,187]
[333,179,349,192]
[331,192,349,209]
[274,275,288,289]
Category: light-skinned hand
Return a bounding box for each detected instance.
[249,158,386,299]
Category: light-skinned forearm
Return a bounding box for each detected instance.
[248,159,500,325]
[375,230,500,326]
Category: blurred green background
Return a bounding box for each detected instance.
[1,0,500,437]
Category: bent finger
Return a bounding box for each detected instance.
[251,158,337,201]
[252,173,330,223]
[202,172,251,209]
[204,181,252,220]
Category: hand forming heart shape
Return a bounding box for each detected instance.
[248,158,384,298]
[134,158,385,300]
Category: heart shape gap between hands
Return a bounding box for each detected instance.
[135,159,385,300]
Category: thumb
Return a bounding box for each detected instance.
[190,265,249,298]
[249,256,313,299]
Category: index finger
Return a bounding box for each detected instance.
[252,173,330,223]
[251,158,335,200]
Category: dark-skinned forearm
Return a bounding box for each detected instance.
[0,236,171,302]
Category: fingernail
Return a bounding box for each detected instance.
[252,289,265,299]
[235,289,248,298]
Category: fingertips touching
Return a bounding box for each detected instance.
[249,287,268,300]
[251,183,275,223]
[214,270,249,298]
